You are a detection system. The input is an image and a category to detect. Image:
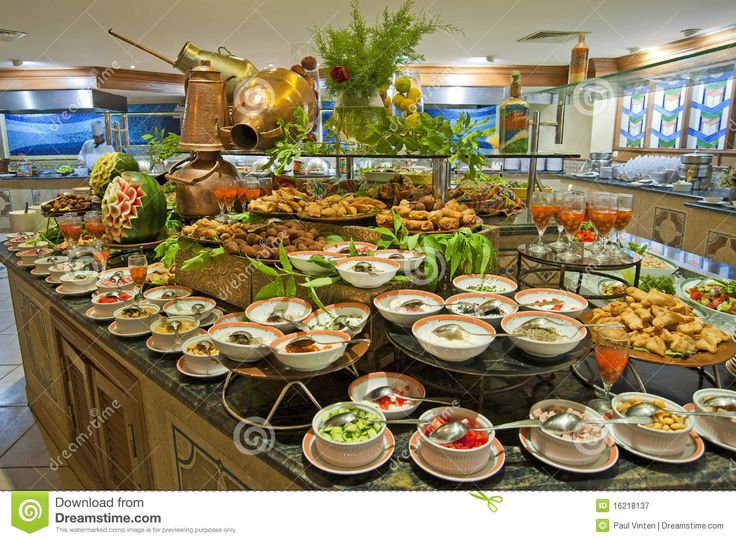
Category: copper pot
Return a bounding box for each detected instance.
[223,67,318,151]
[180,61,229,152]
[165,152,239,218]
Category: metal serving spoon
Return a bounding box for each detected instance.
[362,385,455,406]
[703,395,736,409]
[520,317,622,331]
[431,324,516,339]
[428,413,654,445]
[625,401,736,420]
[323,412,425,428]
[276,336,369,351]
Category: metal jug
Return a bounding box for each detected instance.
[222,67,318,151]
[108,29,257,101]
[179,61,228,151]
[165,152,239,218]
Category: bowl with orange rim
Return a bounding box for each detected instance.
[270,330,350,371]
[348,371,425,419]
[412,314,496,362]
[208,321,284,362]
[374,289,444,327]
[287,250,340,276]
[514,288,588,318]
[245,297,312,333]
[501,311,587,358]
[335,256,400,288]
[452,274,518,296]
[444,291,518,327]
[301,302,370,337]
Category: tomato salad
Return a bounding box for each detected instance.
[688,279,736,315]
[422,416,489,449]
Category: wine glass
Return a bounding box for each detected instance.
[549,191,568,252]
[58,214,83,258]
[613,194,634,256]
[240,175,261,210]
[528,191,555,254]
[213,177,233,220]
[556,192,586,262]
[589,326,630,414]
[588,192,618,262]
[224,176,238,214]
[93,240,110,273]
[128,253,148,301]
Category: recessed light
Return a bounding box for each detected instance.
[11,59,23,67]
[626,47,640,54]
[129,65,136,69]
[485,55,496,64]
[0,29,27,42]
[681,28,701,37]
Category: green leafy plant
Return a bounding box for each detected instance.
[154,237,225,272]
[154,236,180,268]
[165,209,183,232]
[312,0,458,103]
[420,228,496,290]
[141,128,181,172]
[638,275,675,295]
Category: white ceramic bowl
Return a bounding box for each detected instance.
[270,330,349,371]
[501,311,586,358]
[17,240,49,251]
[287,251,339,275]
[693,388,736,448]
[702,196,721,204]
[324,241,377,256]
[514,288,589,318]
[150,316,200,350]
[209,322,283,363]
[335,257,400,289]
[312,401,386,468]
[348,371,425,420]
[48,262,85,282]
[445,292,519,328]
[181,335,223,375]
[163,296,217,321]
[528,399,609,466]
[417,407,494,476]
[611,392,695,456]
[144,285,193,307]
[640,253,678,278]
[59,270,98,293]
[18,248,52,265]
[213,312,245,326]
[95,270,135,292]
[112,303,160,334]
[453,274,518,296]
[33,255,68,273]
[373,289,444,327]
[301,302,370,337]
[412,315,495,362]
[90,290,134,317]
[374,249,425,274]
[245,297,312,333]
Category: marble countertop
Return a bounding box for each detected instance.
[2,243,735,491]
[684,201,736,216]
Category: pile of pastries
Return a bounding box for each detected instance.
[41,192,94,214]
[589,287,731,356]
[301,194,386,219]
[181,218,222,241]
[248,188,310,214]
[376,196,477,231]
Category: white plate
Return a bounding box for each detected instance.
[45,276,62,285]
[84,307,115,322]
[176,356,228,379]
[302,429,395,475]
[107,321,151,338]
[684,403,736,454]
[198,309,224,328]
[30,268,50,277]
[146,329,207,355]
[608,422,705,464]
[518,427,619,474]
[17,261,36,268]
[55,284,97,297]
[408,432,505,483]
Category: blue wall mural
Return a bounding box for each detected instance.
[5,103,181,156]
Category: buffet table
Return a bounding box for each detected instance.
[3,240,735,491]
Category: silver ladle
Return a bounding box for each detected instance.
[362,385,454,406]
[703,395,736,409]
[625,401,736,420]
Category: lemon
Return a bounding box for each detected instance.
[405,112,420,125]
[395,76,411,94]
[400,98,415,112]
[392,94,405,108]
[407,87,421,101]
[383,95,392,108]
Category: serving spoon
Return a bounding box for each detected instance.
[520,317,622,331]
[362,385,454,406]
[276,336,369,351]
[624,401,736,420]
[428,413,654,445]
[323,412,426,427]
[703,395,736,409]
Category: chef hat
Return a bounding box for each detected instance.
[91,120,105,136]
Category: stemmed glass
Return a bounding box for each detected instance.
[589,327,630,414]
[239,175,261,211]
[549,191,568,252]
[128,253,148,301]
[556,192,586,262]
[528,191,555,254]
[213,177,236,219]
[613,194,634,256]
[588,192,618,263]
[58,215,83,258]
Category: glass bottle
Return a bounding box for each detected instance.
[497,71,530,154]
[568,33,590,84]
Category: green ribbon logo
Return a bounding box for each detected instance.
[11,491,49,534]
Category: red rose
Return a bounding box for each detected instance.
[330,66,350,84]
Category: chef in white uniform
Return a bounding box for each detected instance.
[77,120,114,170]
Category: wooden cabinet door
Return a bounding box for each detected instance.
[58,338,103,483]
[91,372,150,489]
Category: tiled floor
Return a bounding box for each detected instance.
[0,265,84,490]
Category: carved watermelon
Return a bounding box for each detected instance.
[90,152,139,198]
[102,171,166,243]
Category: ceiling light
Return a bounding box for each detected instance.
[681,28,701,37]
[485,55,496,64]
[626,47,640,54]
[129,65,136,69]
[11,59,23,67]
[0,29,27,42]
